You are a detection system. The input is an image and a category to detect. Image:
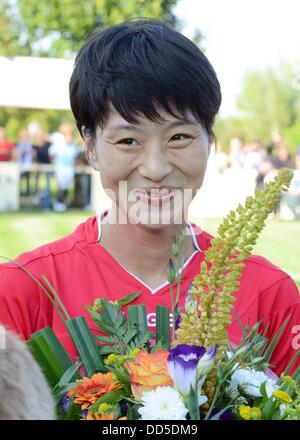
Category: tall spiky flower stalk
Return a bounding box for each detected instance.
[175,169,293,401]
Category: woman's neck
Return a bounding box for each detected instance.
[99,211,197,286]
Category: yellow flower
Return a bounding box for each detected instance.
[104,354,118,365]
[239,405,262,420]
[98,403,112,413]
[272,390,293,404]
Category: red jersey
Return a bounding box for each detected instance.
[0,211,299,376]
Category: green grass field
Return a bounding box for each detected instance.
[0,210,299,288]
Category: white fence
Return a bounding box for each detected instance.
[0,162,258,218]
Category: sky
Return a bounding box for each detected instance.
[175,0,300,117]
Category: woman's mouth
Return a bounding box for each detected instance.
[134,188,179,206]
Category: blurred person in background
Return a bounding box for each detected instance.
[0,127,14,162]
[242,140,264,173]
[71,143,91,210]
[274,145,294,169]
[212,142,228,174]
[49,123,80,212]
[15,128,34,196]
[281,147,300,219]
[227,137,245,169]
[255,160,276,190]
[32,130,52,210]
[264,143,279,168]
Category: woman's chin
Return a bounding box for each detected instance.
[127,208,186,229]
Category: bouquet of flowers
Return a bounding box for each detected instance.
[22,169,299,420]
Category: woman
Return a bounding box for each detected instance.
[0,19,299,376]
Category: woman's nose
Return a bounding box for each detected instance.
[138,145,173,182]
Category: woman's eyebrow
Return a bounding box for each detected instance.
[107,119,199,132]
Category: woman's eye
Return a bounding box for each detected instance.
[116,138,137,146]
[170,134,192,142]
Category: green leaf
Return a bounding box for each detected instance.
[264,315,291,362]
[209,404,235,420]
[126,404,142,420]
[53,361,82,392]
[98,346,119,355]
[66,400,83,420]
[128,304,148,335]
[90,390,124,411]
[95,335,117,344]
[123,328,138,344]
[259,381,269,403]
[117,291,142,308]
[105,367,131,394]
[53,381,79,404]
[101,302,125,330]
[186,385,200,420]
[151,339,164,353]
[131,331,153,350]
[291,363,300,382]
[155,305,170,350]
[66,316,105,376]
[89,302,127,340]
[27,326,73,388]
[283,349,300,376]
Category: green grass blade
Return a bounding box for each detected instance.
[264,315,291,363]
[42,275,71,320]
[291,364,300,382]
[0,256,67,325]
[283,350,300,376]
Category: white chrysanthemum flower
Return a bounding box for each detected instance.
[228,368,278,399]
[138,386,188,420]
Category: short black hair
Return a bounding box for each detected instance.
[69,18,221,141]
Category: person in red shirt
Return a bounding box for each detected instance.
[0,127,14,161]
[0,19,299,377]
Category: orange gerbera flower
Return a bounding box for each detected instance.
[85,410,127,420]
[67,372,122,410]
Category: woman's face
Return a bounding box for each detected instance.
[88,103,210,228]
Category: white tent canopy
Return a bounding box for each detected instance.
[0,56,74,110]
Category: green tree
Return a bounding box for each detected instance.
[214,115,248,152]
[0,0,180,58]
[235,62,300,146]
[0,0,191,140]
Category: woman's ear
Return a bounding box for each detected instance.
[81,126,101,170]
[86,145,100,171]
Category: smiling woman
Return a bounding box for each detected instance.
[0,18,299,405]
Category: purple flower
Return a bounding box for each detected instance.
[175,315,183,331]
[120,400,128,415]
[204,407,235,420]
[167,344,217,403]
[196,344,218,378]
[61,393,70,413]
